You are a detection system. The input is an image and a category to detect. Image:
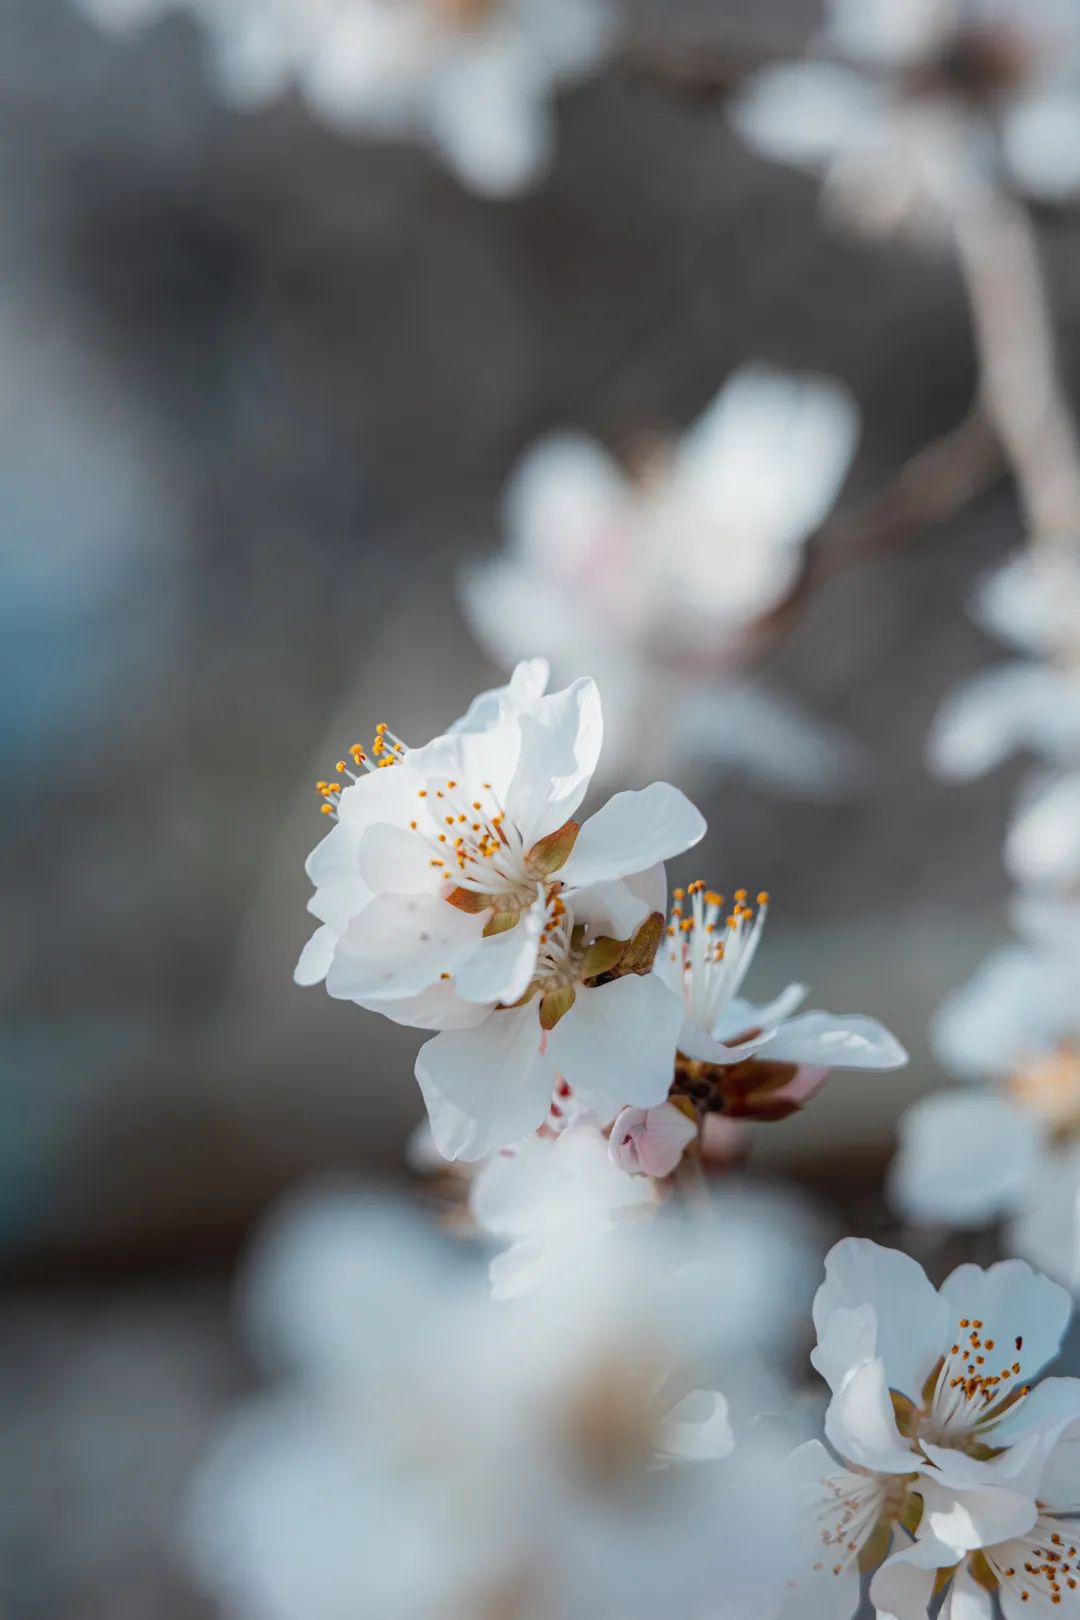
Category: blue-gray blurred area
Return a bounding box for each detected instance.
[3,0,1079,1612]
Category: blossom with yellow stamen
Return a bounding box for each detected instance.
[296,660,706,1160]
[650,879,907,1127]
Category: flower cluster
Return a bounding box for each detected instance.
[787,1238,1080,1620]
[297,661,905,1218]
[72,0,615,195]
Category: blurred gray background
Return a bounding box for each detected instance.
[3,0,1076,1611]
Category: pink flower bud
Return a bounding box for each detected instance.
[609,1103,698,1178]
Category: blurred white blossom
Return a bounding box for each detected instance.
[460,365,862,795]
[189,1187,801,1620]
[732,0,1080,239]
[930,550,1080,782]
[73,0,614,196]
[892,909,1080,1284]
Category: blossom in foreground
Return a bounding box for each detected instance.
[187,1188,798,1620]
[469,1113,657,1298]
[731,0,1080,239]
[73,0,614,196]
[779,1237,1080,1619]
[460,365,862,794]
[891,907,1080,1284]
[654,882,907,1128]
[296,660,704,1159]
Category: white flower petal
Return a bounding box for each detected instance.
[294,924,337,988]
[662,1390,735,1461]
[823,1356,917,1473]
[928,662,1080,780]
[559,783,706,889]
[824,0,952,62]
[354,822,439,894]
[501,430,629,572]
[730,62,886,173]
[452,893,544,1006]
[889,1090,1043,1229]
[426,32,552,197]
[504,677,603,849]
[940,1258,1073,1385]
[679,366,859,554]
[813,1237,950,1399]
[415,1004,556,1161]
[547,973,684,1111]
[941,1564,995,1620]
[1004,89,1080,202]
[764,1011,908,1069]
[1012,1142,1080,1294]
[811,1302,879,1395]
[870,1538,956,1620]
[1007,770,1080,890]
[448,657,551,735]
[325,893,486,1004]
[932,943,1072,1082]
[917,1474,1038,1553]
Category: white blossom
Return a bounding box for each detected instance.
[892,912,1080,1282]
[930,551,1080,783]
[460,365,862,794]
[871,1422,1080,1618]
[777,1239,1080,1620]
[296,660,705,1160]
[655,881,908,1076]
[187,1187,799,1620]
[73,0,615,196]
[731,0,1080,239]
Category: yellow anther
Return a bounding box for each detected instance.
[320,803,334,815]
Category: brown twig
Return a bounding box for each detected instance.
[763,404,1004,639]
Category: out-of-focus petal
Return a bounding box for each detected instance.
[730,62,887,172]
[890,1089,1043,1228]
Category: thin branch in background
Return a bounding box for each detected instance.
[764,405,1004,639]
[950,185,1080,545]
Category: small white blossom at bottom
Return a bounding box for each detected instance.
[779,1238,1080,1620]
[186,1187,800,1620]
[871,1423,1080,1617]
[811,1239,1080,1494]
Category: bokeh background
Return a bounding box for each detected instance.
[4,0,1075,1611]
